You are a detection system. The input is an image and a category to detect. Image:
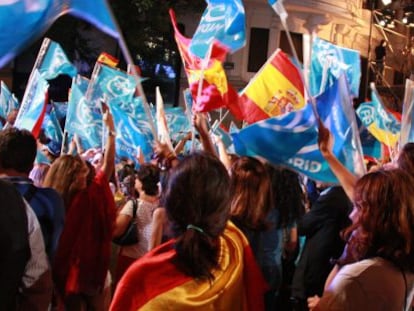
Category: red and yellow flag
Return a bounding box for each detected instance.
[239,49,305,123]
[110,221,268,311]
[169,9,243,119]
[97,52,119,68]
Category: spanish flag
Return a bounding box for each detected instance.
[110,221,268,311]
[97,52,119,68]
[169,9,243,120]
[239,49,305,124]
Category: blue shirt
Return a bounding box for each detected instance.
[3,176,65,260]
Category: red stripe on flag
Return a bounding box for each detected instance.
[31,91,48,139]
[270,51,304,97]
[111,240,192,311]
[239,94,270,123]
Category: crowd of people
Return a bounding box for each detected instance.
[2,100,414,311]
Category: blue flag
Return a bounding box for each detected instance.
[39,39,77,80]
[109,99,154,164]
[0,0,118,68]
[14,70,49,132]
[400,79,414,146]
[164,107,191,142]
[310,37,361,98]
[65,76,102,149]
[189,0,246,58]
[357,118,382,160]
[51,101,68,121]
[87,64,136,109]
[232,75,365,183]
[43,107,63,145]
[0,81,19,119]
[356,84,400,147]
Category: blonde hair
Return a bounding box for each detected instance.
[43,155,86,208]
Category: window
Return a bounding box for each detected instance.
[247,28,269,72]
[279,31,303,63]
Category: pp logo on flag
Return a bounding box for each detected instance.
[107,77,134,97]
[358,105,375,126]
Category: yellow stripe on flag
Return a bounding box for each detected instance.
[367,124,399,147]
[188,60,228,95]
[244,62,304,117]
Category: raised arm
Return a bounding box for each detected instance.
[101,103,116,180]
[193,112,217,156]
[318,121,357,201]
[212,133,232,171]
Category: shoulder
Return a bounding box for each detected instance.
[112,240,192,310]
[120,200,135,215]
[35,187,63,203]
[152,207,166,220]
[318,258,403,310]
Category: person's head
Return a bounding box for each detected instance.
[162,152,231,280]
[6,109,18,126]
[230,156,272,230]
[267,164,305,228]
[0,128,37,175]
[41,140,61,162]
[397,142,414,174]
[347,169,414,271]
[135,164,160,197]
[43,155,89,207]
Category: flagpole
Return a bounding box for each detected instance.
[102,0,157,141]
[192,43,213,152]
[85,62,102,102]
[370,82,395,162]
[14,38,51,125]
[270,1,320,121]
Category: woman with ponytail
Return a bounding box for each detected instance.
[110,152,268,311]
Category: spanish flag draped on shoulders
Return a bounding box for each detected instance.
[110,221,268,311]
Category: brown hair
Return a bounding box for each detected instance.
[342,169,414,272]
[0,128,37,174]
[230,157,272,230]
[398,142,414,174]
[163,152,231,280]
[43,155,86,208]
[136,163,160,196]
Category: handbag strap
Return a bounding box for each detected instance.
[132,199,138,219]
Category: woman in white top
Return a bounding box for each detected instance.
[113,164,160,285]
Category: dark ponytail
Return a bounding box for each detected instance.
[164,152,231,280]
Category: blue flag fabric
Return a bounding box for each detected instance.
[109,99,154,164]
[39,39,77,80]
[51,101,68,121]
[43,107,63,145]
[356,84,400,147]
[164,107,191,142]
[14,70,49,132]
[232,76,365,183]
[0,0,118,68]
[310,37,361,98]
[357,118,382,160]
[401,79,414,146]
[65,76,101,149]
[189,0,246,58]
[0,81,19,119]
[87,64,136,109]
